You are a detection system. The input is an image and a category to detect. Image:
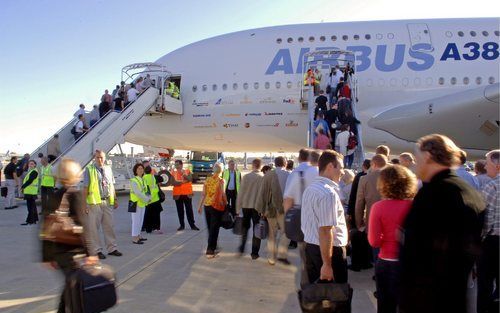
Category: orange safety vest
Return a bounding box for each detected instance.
[170,169,193,196]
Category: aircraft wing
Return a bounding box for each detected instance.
[368,83,499,151]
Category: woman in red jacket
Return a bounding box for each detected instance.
[368,165,417,313]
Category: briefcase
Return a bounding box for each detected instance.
[68,263,117,313]
[233,216,244,235]
[285,206,304,242]
[254,217,269,240]
[299,281,353,313]
[1,187,7,198]
[221,209,234,229]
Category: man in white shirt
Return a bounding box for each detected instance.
[126,83,139,105]
[328,65,343,103]
[74,114,86,140]
[301,150,348,284]
[73,103,86,118]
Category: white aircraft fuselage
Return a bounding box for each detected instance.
[126,18,500,157]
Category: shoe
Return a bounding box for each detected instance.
[108,250,123,257]
[288,242,297,249]
[373,291,378,299]
[191,226,200,231]
[348,265,361,272]
[97,252,107,259]
[277,258,291,265]
[251,254,259,260]
[206,253,216,259]
[139,238,147,241]
[268,259,276,265]
[20,223,29,225]
[12,205,18,208]
[4,207,13,210]
[177,226,185,231]
[132,240,144,245]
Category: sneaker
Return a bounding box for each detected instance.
[97,252,107,259]
[108,250,123,257]
[268,259,276,266]
[177,226,185,231]
[277,258,291,265]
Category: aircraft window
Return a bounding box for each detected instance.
[254,82,259,89]
[320,36,326,42]
[482,31,489,37]
[426,77,433,86]
[438,77,445,85]
[354,34,360,40]
[366,79,373,87]
[495,30,500,36]
[470,31,477,37]
[287,81,292,89]
[192,85,198,92]
[458,31,464,37]
[388,33,394,39]
[378,78,385,87]
[331,35,337,41]
[342,35,348,41]
[222,83,228,91]
[445,31,453,38]
[376,33,383,40]
[476,77,482,85]
[390,78,397,86]
[463,77,469,85]
[276,82,281,89]
[212,84,217,91]
[264,82,270,89]
[287,37,293,43]
[402,78,409,86]
[450,77,457,85]
[489,77,496,84]
[276,38,282,44]
[233,83,238,90]
[414,77,421,86]
[243,83,249,90]
[309,36,315,42]
[365,34,371,40]
[298,37,304,43]
[202,85,207,91]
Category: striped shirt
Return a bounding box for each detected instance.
[301,176,348,247]
[482,175,499,236]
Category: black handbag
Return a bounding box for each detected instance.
[254,217,269,240]
[128,200,137,213]
[221,208,235,229]
[1,186,7,198]
[326,84,332,94]
[233,216,244,235]
[299,281,353,313]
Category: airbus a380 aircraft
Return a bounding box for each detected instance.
[126,18,499,157]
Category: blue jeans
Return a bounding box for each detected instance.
[344,154,354,168]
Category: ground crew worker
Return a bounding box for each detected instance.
[303,68,316,86]
[170,160,199,231]
[83,150,122,259]
[142,165,164,233]
[40,156,55,215]
[20,160,39,225]
[165,80,180,99]
[222,160,241,216]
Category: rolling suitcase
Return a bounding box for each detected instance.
[233,216,244,235]
[68,263,117,313]
[298,281,353,313]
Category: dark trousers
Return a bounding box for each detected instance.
[478,235,500,313]
[344,154,354,169]
[25,196,38,224]
[225,189,237,216]
[305,243,348,284]
[41,186,54,215]
[350,229,373,269]
[239,208,261,256]
[175,195,195,228]
[205,206,223,253]
[143,201,163,233]
[375,259,401,313]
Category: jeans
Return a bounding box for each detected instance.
[175,195,196,228]
[239,208,261,256]
[344,153,354,169]
[375,259,400,313]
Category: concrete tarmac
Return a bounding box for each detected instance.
[0,185,376,313]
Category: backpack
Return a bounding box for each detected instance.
[347,133,358,150]
[70,124,76,135]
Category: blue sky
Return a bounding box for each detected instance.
[0,0,497,153]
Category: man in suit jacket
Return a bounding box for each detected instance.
[355,154,388,230]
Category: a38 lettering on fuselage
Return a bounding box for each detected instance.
[265,42,499,75]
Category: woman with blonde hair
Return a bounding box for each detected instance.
[42,158,97,313]
[368,165,417,313]
[198,162,227,258]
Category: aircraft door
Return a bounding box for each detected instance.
[407,23,434,52]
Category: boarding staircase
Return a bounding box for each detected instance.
[31,63,182,174]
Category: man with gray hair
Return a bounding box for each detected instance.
[477,149,500,313]
[83,150,122,259]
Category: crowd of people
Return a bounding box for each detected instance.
[1,134,498,313]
